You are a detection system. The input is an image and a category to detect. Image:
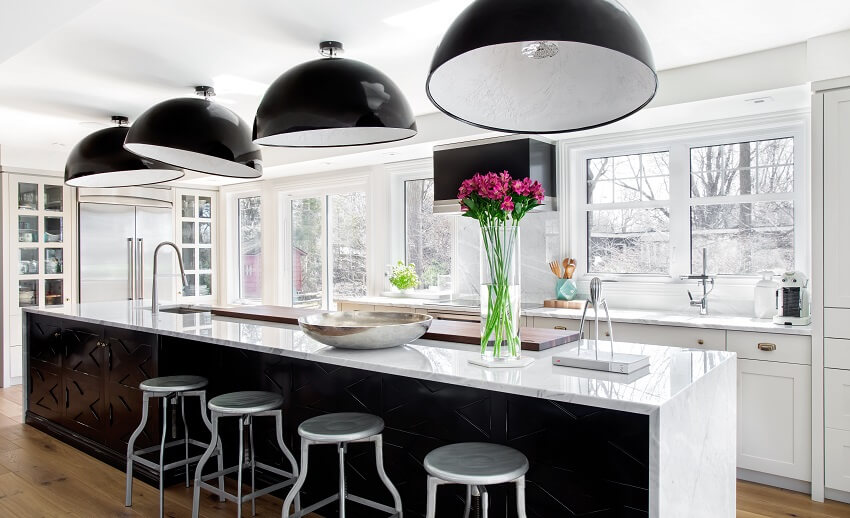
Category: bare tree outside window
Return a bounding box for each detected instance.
[690,137,794,275]
[238,196,261,301]
[330,192,367,301]
[586,151,671,274]
[291,197,323,308]
[405,179,453,288]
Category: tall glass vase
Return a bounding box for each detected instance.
[479,222,521,361]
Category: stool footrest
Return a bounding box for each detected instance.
[133,438,209,457]
[198,461,297,504]
[289,492,399,518]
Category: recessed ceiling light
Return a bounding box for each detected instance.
[383,0,474,28]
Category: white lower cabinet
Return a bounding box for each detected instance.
[10,345,22,379]
[826,428,850,492]
[737,359,812,481]
[531,317,725,350]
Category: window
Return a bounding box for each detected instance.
[580,130,801,278]
[238,196,261,301]
[586,151,671,274]
[289,191,367,309]
[690,137,794,275]
[404,179,452,288]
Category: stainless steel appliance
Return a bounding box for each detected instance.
[78,187,176,303]
[773,271,811,326]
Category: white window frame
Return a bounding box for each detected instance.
[222,185,263,305]
[277,175,370,309]
[566,115,808,284]
[388,159,463,293]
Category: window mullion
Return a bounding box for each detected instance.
[668,142,691,277]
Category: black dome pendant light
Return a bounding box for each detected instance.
[125,86,262,178]
[426,0,657,134]
[253,41,417,147]
[65,116,184,187]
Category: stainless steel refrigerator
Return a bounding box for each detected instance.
[78,188,176,303]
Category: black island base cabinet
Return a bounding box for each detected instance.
[24,312,651,518]
[27,314,162,479]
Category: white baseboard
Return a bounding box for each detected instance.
[825,488,850,504]
[737,468,812,494]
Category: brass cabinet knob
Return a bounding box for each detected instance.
[758,342,776,352]
[554,325,567,330]
[697,339,704,345]
[604,331,610,337]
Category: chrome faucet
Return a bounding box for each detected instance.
[151,241,188,315]
[680,247,715,316]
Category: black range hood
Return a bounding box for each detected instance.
[432,136,556,214]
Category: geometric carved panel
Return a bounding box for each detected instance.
[105,327,156,388]
[29,364,62,419]
[29,320,62,366]
[64,326,103,376]
[64,369,104,441]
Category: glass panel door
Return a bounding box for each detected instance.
[328,192,367,303]
[290,197,325,308]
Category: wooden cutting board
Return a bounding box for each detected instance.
[211,306,579,351]
[211,305,326,325]
[423,319,580,351]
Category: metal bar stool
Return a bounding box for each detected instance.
[125,375,225,518]
[424,442,529,518]
[191,391,300,518]
[282,412,403,518]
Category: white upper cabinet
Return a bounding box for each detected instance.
[823,88,850,308]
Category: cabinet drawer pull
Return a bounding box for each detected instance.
[65,387,69,408]
[697,339,705,345]
[757,342,777,352]
[554,326,567,330]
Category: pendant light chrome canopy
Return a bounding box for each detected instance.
[253,41,417,147]
[426,0,657,134]
[125,87,262,178]
[65,116,184,187]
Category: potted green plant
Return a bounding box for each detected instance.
[389,261,419,295]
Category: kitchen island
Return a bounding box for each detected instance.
[22,302,735,518]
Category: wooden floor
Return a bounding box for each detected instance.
[1,386,849,517]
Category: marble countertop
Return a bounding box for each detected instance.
[335,296,812,336]
[25,302,735,415]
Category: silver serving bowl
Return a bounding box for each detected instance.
[298,311,433,349]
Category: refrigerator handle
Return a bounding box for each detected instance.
[137,238,144,300]
[127,238,135,300]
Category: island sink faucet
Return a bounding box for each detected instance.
[151,241,188,315]
[680,247,715,315]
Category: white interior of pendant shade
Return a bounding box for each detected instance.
[124,143,261,178]
[255,126,417,147]
[66,168,185,188]
[427,41,657,133]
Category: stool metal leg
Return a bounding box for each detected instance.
[237,416,245,518]
[338,443,346,518]
[282,438,311,518]
[479,486,489,518]
[159,396,169,518]
[192,412,220,518]
[181,394,189,488]
[373,434,402,515]
[274,411,300,514]
[249,417,256,517]
[515,476,527,518]
[425,476,443,518]
[125,391,150,507]
[198,390,225,502]
[463,484,472,518]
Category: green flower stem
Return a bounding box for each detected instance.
[480,221,520,359]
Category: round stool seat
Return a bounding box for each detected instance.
[298,412,384,442]
[139,375,208,393]
[208,391,283,414]
[425,442,529,485]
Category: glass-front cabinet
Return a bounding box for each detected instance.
[5,174,74,383]
[176,190,216,303]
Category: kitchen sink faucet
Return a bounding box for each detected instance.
[151,241,188,315]
[680,248,714,315]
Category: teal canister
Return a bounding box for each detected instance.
[556,279,578,300]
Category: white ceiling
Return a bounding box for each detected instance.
[1,0,849,175]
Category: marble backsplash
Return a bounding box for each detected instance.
[454,210,562,304]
